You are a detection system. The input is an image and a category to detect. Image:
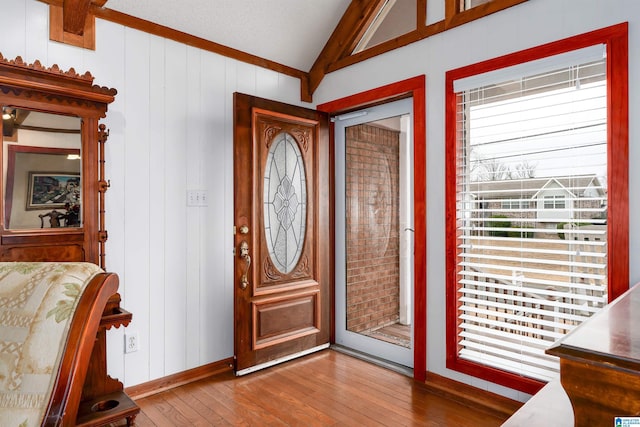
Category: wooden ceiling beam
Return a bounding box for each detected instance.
[305,0,388,101]
[62,0,93,35]
[38,0,528,101]
[89,5,308,82]
[323,0,528,81]
[40,0,103,49]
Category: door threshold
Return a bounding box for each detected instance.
[235,343,330,376]
[330,344,413,377]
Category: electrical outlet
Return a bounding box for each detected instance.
[124,331,139,353]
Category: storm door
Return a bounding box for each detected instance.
[334,98,414,369]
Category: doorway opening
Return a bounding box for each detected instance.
[317,75,426,381]
[334,97,414,370]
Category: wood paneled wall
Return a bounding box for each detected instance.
[2,0,638,406]
[0,0,310,388]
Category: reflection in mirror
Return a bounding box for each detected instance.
[3,107,82,230]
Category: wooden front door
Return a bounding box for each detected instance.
[233,93,330,375]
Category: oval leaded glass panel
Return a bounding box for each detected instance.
[263,132,307,274]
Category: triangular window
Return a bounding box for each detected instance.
[353,0,417,54]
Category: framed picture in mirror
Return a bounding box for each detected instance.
[26,172,80,210]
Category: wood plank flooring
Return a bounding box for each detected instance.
[127,350,510,426]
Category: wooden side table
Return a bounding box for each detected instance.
[547,283,640,426]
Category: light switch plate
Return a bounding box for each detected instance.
[187,190,208,207]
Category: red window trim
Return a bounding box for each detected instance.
[317,75,427,382]
[444,23,628,394]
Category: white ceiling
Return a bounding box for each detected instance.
[105,0,351,71]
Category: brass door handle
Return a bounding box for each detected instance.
[239,241,251,289]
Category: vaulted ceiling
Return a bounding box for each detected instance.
[105,0,353,72]
[40,0,527,101]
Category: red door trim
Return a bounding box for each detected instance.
[317,75,427,382]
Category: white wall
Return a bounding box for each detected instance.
[0,0,311,388]
[314,0,639,402]
[1,0,637,404]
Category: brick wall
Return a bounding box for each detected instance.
[345,123,400,333]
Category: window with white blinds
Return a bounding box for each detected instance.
[453,49,608,382]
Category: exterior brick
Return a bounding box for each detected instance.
[345,123,401,333]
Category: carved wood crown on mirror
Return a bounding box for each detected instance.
[0,53,116,269]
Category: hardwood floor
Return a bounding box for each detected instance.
[127,350,511,426]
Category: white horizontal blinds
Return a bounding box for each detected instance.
[453,45,606,92]
[454,47,608,382]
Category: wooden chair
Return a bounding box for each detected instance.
[0,263,122,427]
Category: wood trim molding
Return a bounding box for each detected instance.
[445,0,461,26]
[424,372,522,419]
[448,0,528,29]
[417,0,427,30]
[605,23,630,302]
[124,358,234,400]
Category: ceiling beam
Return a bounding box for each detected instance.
[40,0,106,49]
[322,0,528,80]
[39,0,528,102]
[90,5,309,93]
[305,0,388,101]
[62,0,92,35]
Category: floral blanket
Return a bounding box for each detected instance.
[0,262,103,427]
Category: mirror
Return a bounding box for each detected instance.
[2,107,82,230]
[0,53,115,265]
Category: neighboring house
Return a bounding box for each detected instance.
[471,175,606,230]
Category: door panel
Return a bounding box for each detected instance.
[233,93,330,374]
[253,290,320,350]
